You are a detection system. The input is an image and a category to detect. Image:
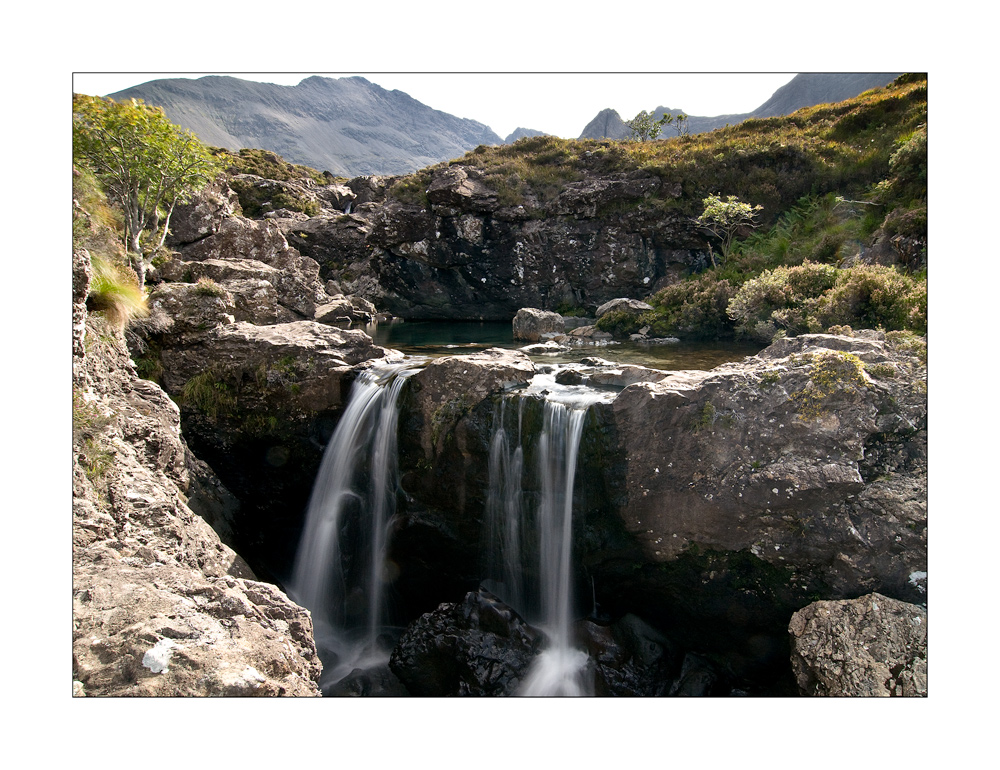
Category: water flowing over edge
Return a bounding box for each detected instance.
[289,358,423,689]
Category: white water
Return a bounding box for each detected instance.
[484,370,610,696]
[290,358,422,687]
[483,398,526,613]
[517,399,594,695]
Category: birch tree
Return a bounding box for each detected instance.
[73,94,219,288]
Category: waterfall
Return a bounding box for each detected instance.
[518,399,593,696]
[483,398,526,614]
[290,359,421,687]
[484,372,613,696]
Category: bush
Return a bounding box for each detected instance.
[644,273,738,339]
[728,261,925,341]
[817,264,925,333]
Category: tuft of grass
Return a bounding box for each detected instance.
[193,277,227,297]
[87,254,148,328]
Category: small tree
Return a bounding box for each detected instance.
[626,110,673,141]
[73,94,219,288]
[695,194,763,267]
[673,113,689,136]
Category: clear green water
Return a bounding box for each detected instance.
[366,320,762,371]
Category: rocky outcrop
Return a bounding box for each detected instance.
[73,251,322,696]
[271,163,703,321]
[130,183,399,581]
[788,593,927,696]
[385,331,926,688]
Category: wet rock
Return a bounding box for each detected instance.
[789,593,927,696]
[389,589,542,696]
[580,613,679,696]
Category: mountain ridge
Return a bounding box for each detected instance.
[579,73,904,139]
[108,75,502,177]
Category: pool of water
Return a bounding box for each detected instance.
[366,320,762,371]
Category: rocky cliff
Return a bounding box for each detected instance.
[72,248,324,696]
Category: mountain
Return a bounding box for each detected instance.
[106,75,502,177]
[579,108,632,140]
[579,73,904,139]
[503,127,548,143]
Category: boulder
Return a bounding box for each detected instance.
[595,297,654,319]
[513,308,565,342]
[165,180,241,247]
[389,589,542,696]
[426,166,497,213]
[788,593,927,696]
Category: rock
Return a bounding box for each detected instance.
[595,297,654,319]
[403,348,534,459]
[165,180,241,247]
[426,166,497,212]
[146,282,236,337]
[588,364,670,388]
[586,332,927,680]
[73,256,322,695]
[389,589,542,696]
[519,341,570,355]
[567,325,614,341]
[580,614,679,696]
[513,308,565,342]
[789,593,927,696]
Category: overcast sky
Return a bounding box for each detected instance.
[72,72,798,140]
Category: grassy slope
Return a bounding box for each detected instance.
[212,75,927,341]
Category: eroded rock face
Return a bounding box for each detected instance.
[788,593,927,696]
[275,164,703,320]
[73,250,322,695]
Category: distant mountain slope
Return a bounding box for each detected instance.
[579,108,632,140]
[107,75,502,177]
[751,73,904,118]
[579,73,904,139]
[503,127,548,143]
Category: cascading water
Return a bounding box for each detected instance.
[484,368,615,696]
[290,358,423,689]
[483,398,526,614]
[518,399,592,696]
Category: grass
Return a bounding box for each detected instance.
[87,253,149,329]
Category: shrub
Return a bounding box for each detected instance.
[727,262,837,342]
[817,264,925,333]
[644,273,738,339]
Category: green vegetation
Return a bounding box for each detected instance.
[626,110,673,141]
[193,277,228,298]
[216,147,337,185]
[87,253,149,329]
[73,95,220,288]
[790,351,869,420]
[695,194,764,266]
[391,75,927,342]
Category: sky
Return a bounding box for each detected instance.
[71,72,798,140]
